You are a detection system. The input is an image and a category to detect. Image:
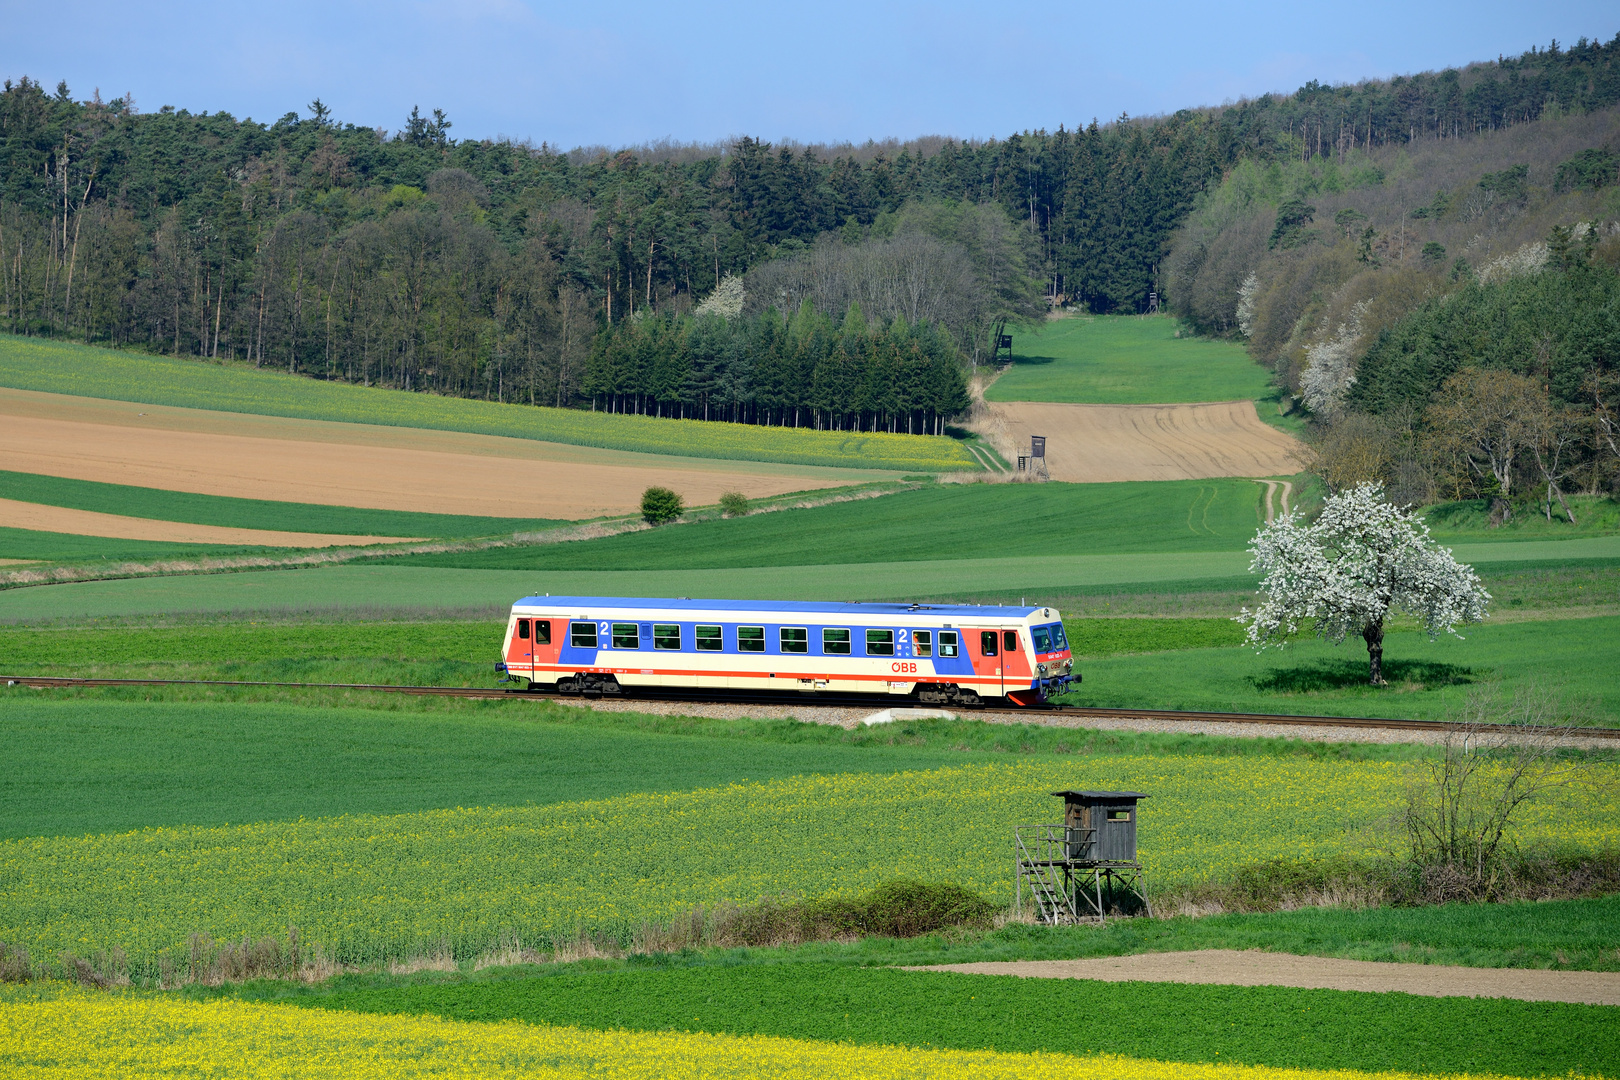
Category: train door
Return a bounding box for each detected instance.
[969,627,1004,696]
[507,617,535,678]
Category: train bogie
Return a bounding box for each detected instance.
[496,597,1076,705]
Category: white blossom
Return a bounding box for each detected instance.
[694,275,746,320]
[1235,271,1260,338]
[1300,300,1368,418]
[1478,242,1548,285]
[1236,483,1490,684]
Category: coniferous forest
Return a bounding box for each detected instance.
[2,36,1619,430]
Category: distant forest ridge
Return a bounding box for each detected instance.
[0,34,1617,416]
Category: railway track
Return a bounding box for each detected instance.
[7,674,1618,740]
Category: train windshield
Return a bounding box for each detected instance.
[1048,623,1068,650]
[1032,627,1050,652]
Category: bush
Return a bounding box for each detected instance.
[640,487,684,525]
[718,491,750,518]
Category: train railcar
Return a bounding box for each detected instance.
[495,596,1076,706]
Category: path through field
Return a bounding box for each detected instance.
[988,400,1304,483]
[912,951,1620,1004]
[0,389,873,521]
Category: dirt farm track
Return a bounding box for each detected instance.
[989,400,1304,483]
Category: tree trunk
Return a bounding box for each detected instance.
[1363,621,1387,686]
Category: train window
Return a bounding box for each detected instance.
[695,625,723,651]
[866,629,894,656]
[1050,623,1068,650]
[823,628,851,655]
[914,630,932,657]
[1032,627,1051,653]
[517,619,530,640]
[611,623,640,649]
[938,631,958,657]
[979,631,998,656]
[570,622,598,649]
[1003,630,1019,654]
[653,624,681,650]
[780,627,808,653]
[738,626,765,652]
[535,620,551,645]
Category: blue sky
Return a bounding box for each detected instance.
[1,1,1614,148]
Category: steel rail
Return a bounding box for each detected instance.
[6,675,1618,740]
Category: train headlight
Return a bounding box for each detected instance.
[1036,662,1049,677]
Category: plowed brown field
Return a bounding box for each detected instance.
[0,388,874,521]
[988,400,1304,482]
[0,498,419,547]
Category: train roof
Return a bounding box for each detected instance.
[510,596,1050,618]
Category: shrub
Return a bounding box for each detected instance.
[640,487,684,525]
[718,491,750,518]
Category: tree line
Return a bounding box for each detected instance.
[1,35,1616,418]
[586,302,970,435]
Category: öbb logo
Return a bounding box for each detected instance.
[890,662,918,673]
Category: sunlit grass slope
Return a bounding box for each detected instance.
[0,335,976,472]
[395,480,1270,570]
[1062,614,1620,723]
[986,316,1273,404]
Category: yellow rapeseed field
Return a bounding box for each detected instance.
[1,758,1614,973]
[0,991,1541,1080]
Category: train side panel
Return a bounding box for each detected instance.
[497,601,1074,703]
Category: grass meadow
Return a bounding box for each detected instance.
[0,334,976,472]
[1059,614,1620,723]
[397,479,1273,570]
[986,316,1274,404]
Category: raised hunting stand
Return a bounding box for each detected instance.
[1015,790,1151,924]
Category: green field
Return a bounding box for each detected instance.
[5,536,1617,625]
[6,754,1612,975]
[0,525,258,563]
[1062,614,1620,723]
[275,963,1616,1078]
[0,471,560,538]
[0,696,985,839]
[986,316,1274,404]
[396,480,1272,570]
[0,335,975,472]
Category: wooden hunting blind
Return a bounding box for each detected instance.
[1057,790,1144,864]
[1015,790,1151,925]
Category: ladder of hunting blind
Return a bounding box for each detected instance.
[1015,825,1084,925]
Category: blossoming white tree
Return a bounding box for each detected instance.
[1237,483,1491,685]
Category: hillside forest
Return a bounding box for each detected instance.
[1165,90,1620,519]
[2,36,1619,439]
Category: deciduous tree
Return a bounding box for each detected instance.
[1237,483,1490,685]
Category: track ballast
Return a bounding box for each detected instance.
[7,674,1616,740]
